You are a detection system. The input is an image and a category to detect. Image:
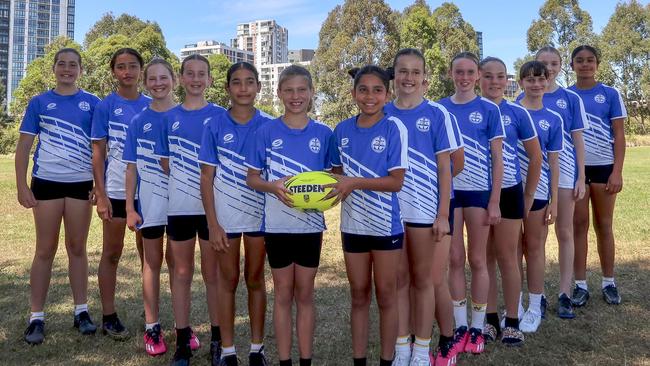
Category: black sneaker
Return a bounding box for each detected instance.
[24,320,45,345]
[540,295,548,319]
[501,326,524,347]
[171,350,191,366]
[602,284,621,305]
[102,315,130,340]
[220,354,239,366]
[210,341,222,366]
[249,346,268,366]
[74,311,97,335]
[571,286,590,307]
[557,293,575,319]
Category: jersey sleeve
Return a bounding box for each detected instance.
[19,97,41,135]
[198,120,219,166]
[122,118,138,163]
[432,107,457,154]
[609,87,628,120]
[568,91,588,131]
[244,126,266,171]
[517,108,538,142]
[329,125,342,168]
[449,113,464,148]
[90,99,109,140]
[387,117,408,171]
[548,116,564,153]
[321,126,334,171]
[488,105,506,141]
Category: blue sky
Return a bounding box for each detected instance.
[74,0,644,71]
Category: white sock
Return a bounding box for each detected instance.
[412,337,430,359]
[470,302,487,330]
[395,335,411,353]
[602,277,615,289]
[145,322,159,331]
[528,293,542,314]
[73,303,88,316]
[575,280,588,291]
[453,298,468,328]
[30,311,45,323]
[250,343,263,353]
[221,345,236,357]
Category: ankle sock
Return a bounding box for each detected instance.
[299,358,311,366]
[279,360,292,366]
[102,312,117,323]
[250,343,263,353]
[470,302,487,330]
[353,358,367,366]
[438,334,453,348]
[73,303,88,316]
[145,322,159,331]
[379,359,392,366]
[602,277,615,289]
[575,279,588,291]
[412,336,430,358]
[211,325,221,342]
[505,317,519,329]
[30,311,45,323]
[175,326,192,356]
[486,312,500,332]
[452,298,468,328]
[528,293,542,314]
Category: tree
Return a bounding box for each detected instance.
[312,0,400,125]
[83,13,164,49]
[205,54,231,108]
[526,0,596,86]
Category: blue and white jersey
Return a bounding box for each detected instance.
[91,92,151,199]
[155,103,226,216]
[498,100,538,188]
[330,115,408,236]
[198,109,272,233]
[245,118,333,234]
[384,100,461,224]
[568,83,627,166]
[19,89,100,182]
[517,107,564,200]
[438,96,505,192]
[122,107,169,229]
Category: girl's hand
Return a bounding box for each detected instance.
[272,176,294,208]
[606,171,623,194]
[486,200,501,225]
[126,210,142,232]
[208,223,229,252]
[523,195,534,219]
[323,174,356,206]
[95,195,113,221]
[88,187,97,205]
[432,216,450,242]
[17,185,37,208]
[574,177,586,200]
[545,202,557,226]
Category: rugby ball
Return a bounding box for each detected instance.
[284,171,338,212]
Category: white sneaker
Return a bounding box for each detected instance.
[519,309,542,333]
[392,350,411,366]
[409,352,431,366]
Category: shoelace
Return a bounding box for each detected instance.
[439,341,453,358]
[26,321,43,334]
[469,330,480,344]
[148,329,160,343]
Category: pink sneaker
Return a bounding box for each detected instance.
[143,324,167,356]
[451,326,469,355]
[463,327,485,354]
[434,340,457,366]
[189,328,200,351]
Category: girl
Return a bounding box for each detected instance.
[516,61,564,333]
[155,54,223,366]
[123,58,177,356]
[479,57,542,346]
[328,65,407,366]
[199,62,271,366]
[533,46,587,319]
[91,48,150,339]
[569,45,627,306]
[16,48,100,344]
[246,64,332,366]
[384,48,462,366]
[439,52,505,355]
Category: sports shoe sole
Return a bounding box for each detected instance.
[102,328,130,341]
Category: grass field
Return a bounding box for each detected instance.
[1,148,649,366]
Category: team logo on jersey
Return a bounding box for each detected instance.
[272,139,283,149]
[416,117,431,132]
[46,103,57,110]
[371,136,386,153]
[469,111,483,124]
[595,94,606,104]
[143,123,152,133]
[309,138,321,153]
[223,133,234,143]
[538,119,550,131]
[78,101,90,111]
[203,117,212,125]
[114,108,123,116]
[556,99,567,109]
[502,115,511,126]
[341,137,349,147]
[172,121,181,131]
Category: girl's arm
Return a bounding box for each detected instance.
[200,164,228,251]
[546,151,560,225]
[607,118,626,194]
[246,168,293,207]
[325,169,406,206]
[15,134,37,208]
[522,138,543,216]
[160,157,170,175]
[487,138,504,225]
[450,148,464,177]
[125,163,141,231]
[434,151,452,241]
[571,130,586,200]
[92,139,112,220]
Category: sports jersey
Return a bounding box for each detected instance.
[91,92,151,199]
[245,118,333,234]
[19,89,100,182]
[568,83,627,166]
[384,100,462,224]
[198,109,272,233]
[330,115,408,236]
[438,96,505,191]
[498,100,538,188]
[155,103,225,216]
[517,107,564,200]
[122,107,169,229]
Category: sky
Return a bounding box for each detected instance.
[74,0,645,71]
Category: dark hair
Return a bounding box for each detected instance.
[348,65,393,90]
[450,51,479,70]
[53,48,82,68]
[110,48,144,70]
[278,64,313,91]
[479,56,507,72]
[180,54,211,76]
[227,62,259,84]
[392,48,426,74]
[535,46,562,63]
[519,60,548,80]
[144,57,175,81]
[570,45,600,65]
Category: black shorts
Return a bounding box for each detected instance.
[226,231,265,240]
[585,164,613,185]
[404,198,455,236]
[265,232,322,269]
[500,182,524,220]
[167,215,209,242]
[453,190,490,209]
[109,198,139,219]
[141,225,166,240]
[531,199,548,212]
[31,177,93,201]
[342,233,404,253]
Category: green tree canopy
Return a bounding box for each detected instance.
[83,13,164,49]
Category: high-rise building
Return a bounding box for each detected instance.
[288,49,314,63]
[476,31,483,60]
[180,40,254,64]
[233,20,288,70]
[0,0,10,99]
[6,0,74,107]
